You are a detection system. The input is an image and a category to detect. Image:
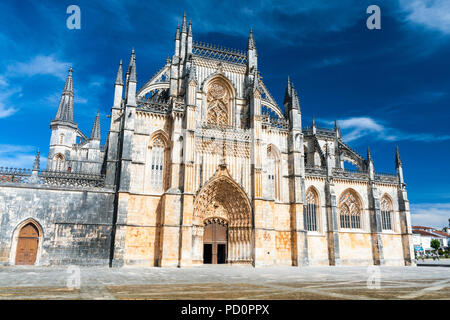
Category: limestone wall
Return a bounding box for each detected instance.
[0,183,114,266]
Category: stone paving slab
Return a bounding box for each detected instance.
[0,265,448,300]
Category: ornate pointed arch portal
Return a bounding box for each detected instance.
[192,165,253,265]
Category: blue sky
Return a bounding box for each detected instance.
[0,0,449,228]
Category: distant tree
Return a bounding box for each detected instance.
[430,239,441,251]
[443,227,448,232]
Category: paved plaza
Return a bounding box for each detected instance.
[0,265,448,300]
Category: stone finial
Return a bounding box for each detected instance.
[334,119,341,138]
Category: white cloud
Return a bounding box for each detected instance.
[0,144,45,169]
[0,87,20,119]
[399,0,450,35]
[410,203,450,229]
[325,117,450,143]
[6,55,70,80]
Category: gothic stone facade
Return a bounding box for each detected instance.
[0,16,415,267]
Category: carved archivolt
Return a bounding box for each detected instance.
[193,165,251,228]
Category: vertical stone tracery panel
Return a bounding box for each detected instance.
[206,79,232,126]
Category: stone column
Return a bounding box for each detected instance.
[368,183,385,265]
[325,181,341,265]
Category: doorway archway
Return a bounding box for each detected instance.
[15,222,40,265]
[203,218,228,264]
[193,165,253,265]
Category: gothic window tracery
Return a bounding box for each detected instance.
[150,137,165,189]
[206,81,230,126]
[380,196,393,230]
[339,190,362,229]
[54,154,65,172]
[304,188,318,231]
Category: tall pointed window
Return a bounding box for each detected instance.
[54,154,65,172]
[304,188,318,231]
[339,190,362,229]
[150,138,165,189]
[380,196,393,230]
[267,145,280,200]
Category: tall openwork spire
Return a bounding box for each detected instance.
[54,67,74,123]
[90,111,101,140]
[247,28,256,51]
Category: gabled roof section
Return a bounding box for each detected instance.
[259,78,284,119]
[137,64,170,99]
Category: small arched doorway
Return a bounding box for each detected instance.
[15,223,40,265]
[203,218,228,264]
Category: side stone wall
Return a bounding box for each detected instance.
[0,183,115,266]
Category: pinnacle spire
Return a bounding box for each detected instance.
[367,147,372,162]
[284,76,292,107]
[182,12,187,33]
[128,49,137,83]
[175,24,180,40]
[247,28,256,50]
[115,60,123,86]
[54,67,74,123]
[90,111,101,140]
[335,119,341,138]
[395,146,402,168]
[188,20,192,37]
[312,115,316,127]
[33,149,40,171]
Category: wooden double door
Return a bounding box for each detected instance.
[203,222,227,264]
[15,223,39,265]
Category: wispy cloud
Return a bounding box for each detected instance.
[399,0,450,35]
[0,86,20,118]
[411,203,450,229]
[6,55,70,80]
[0,144,45,169]
[325,117,450,143]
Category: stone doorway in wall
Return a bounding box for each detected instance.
[203,218,228,264]
[15,223,39,265]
